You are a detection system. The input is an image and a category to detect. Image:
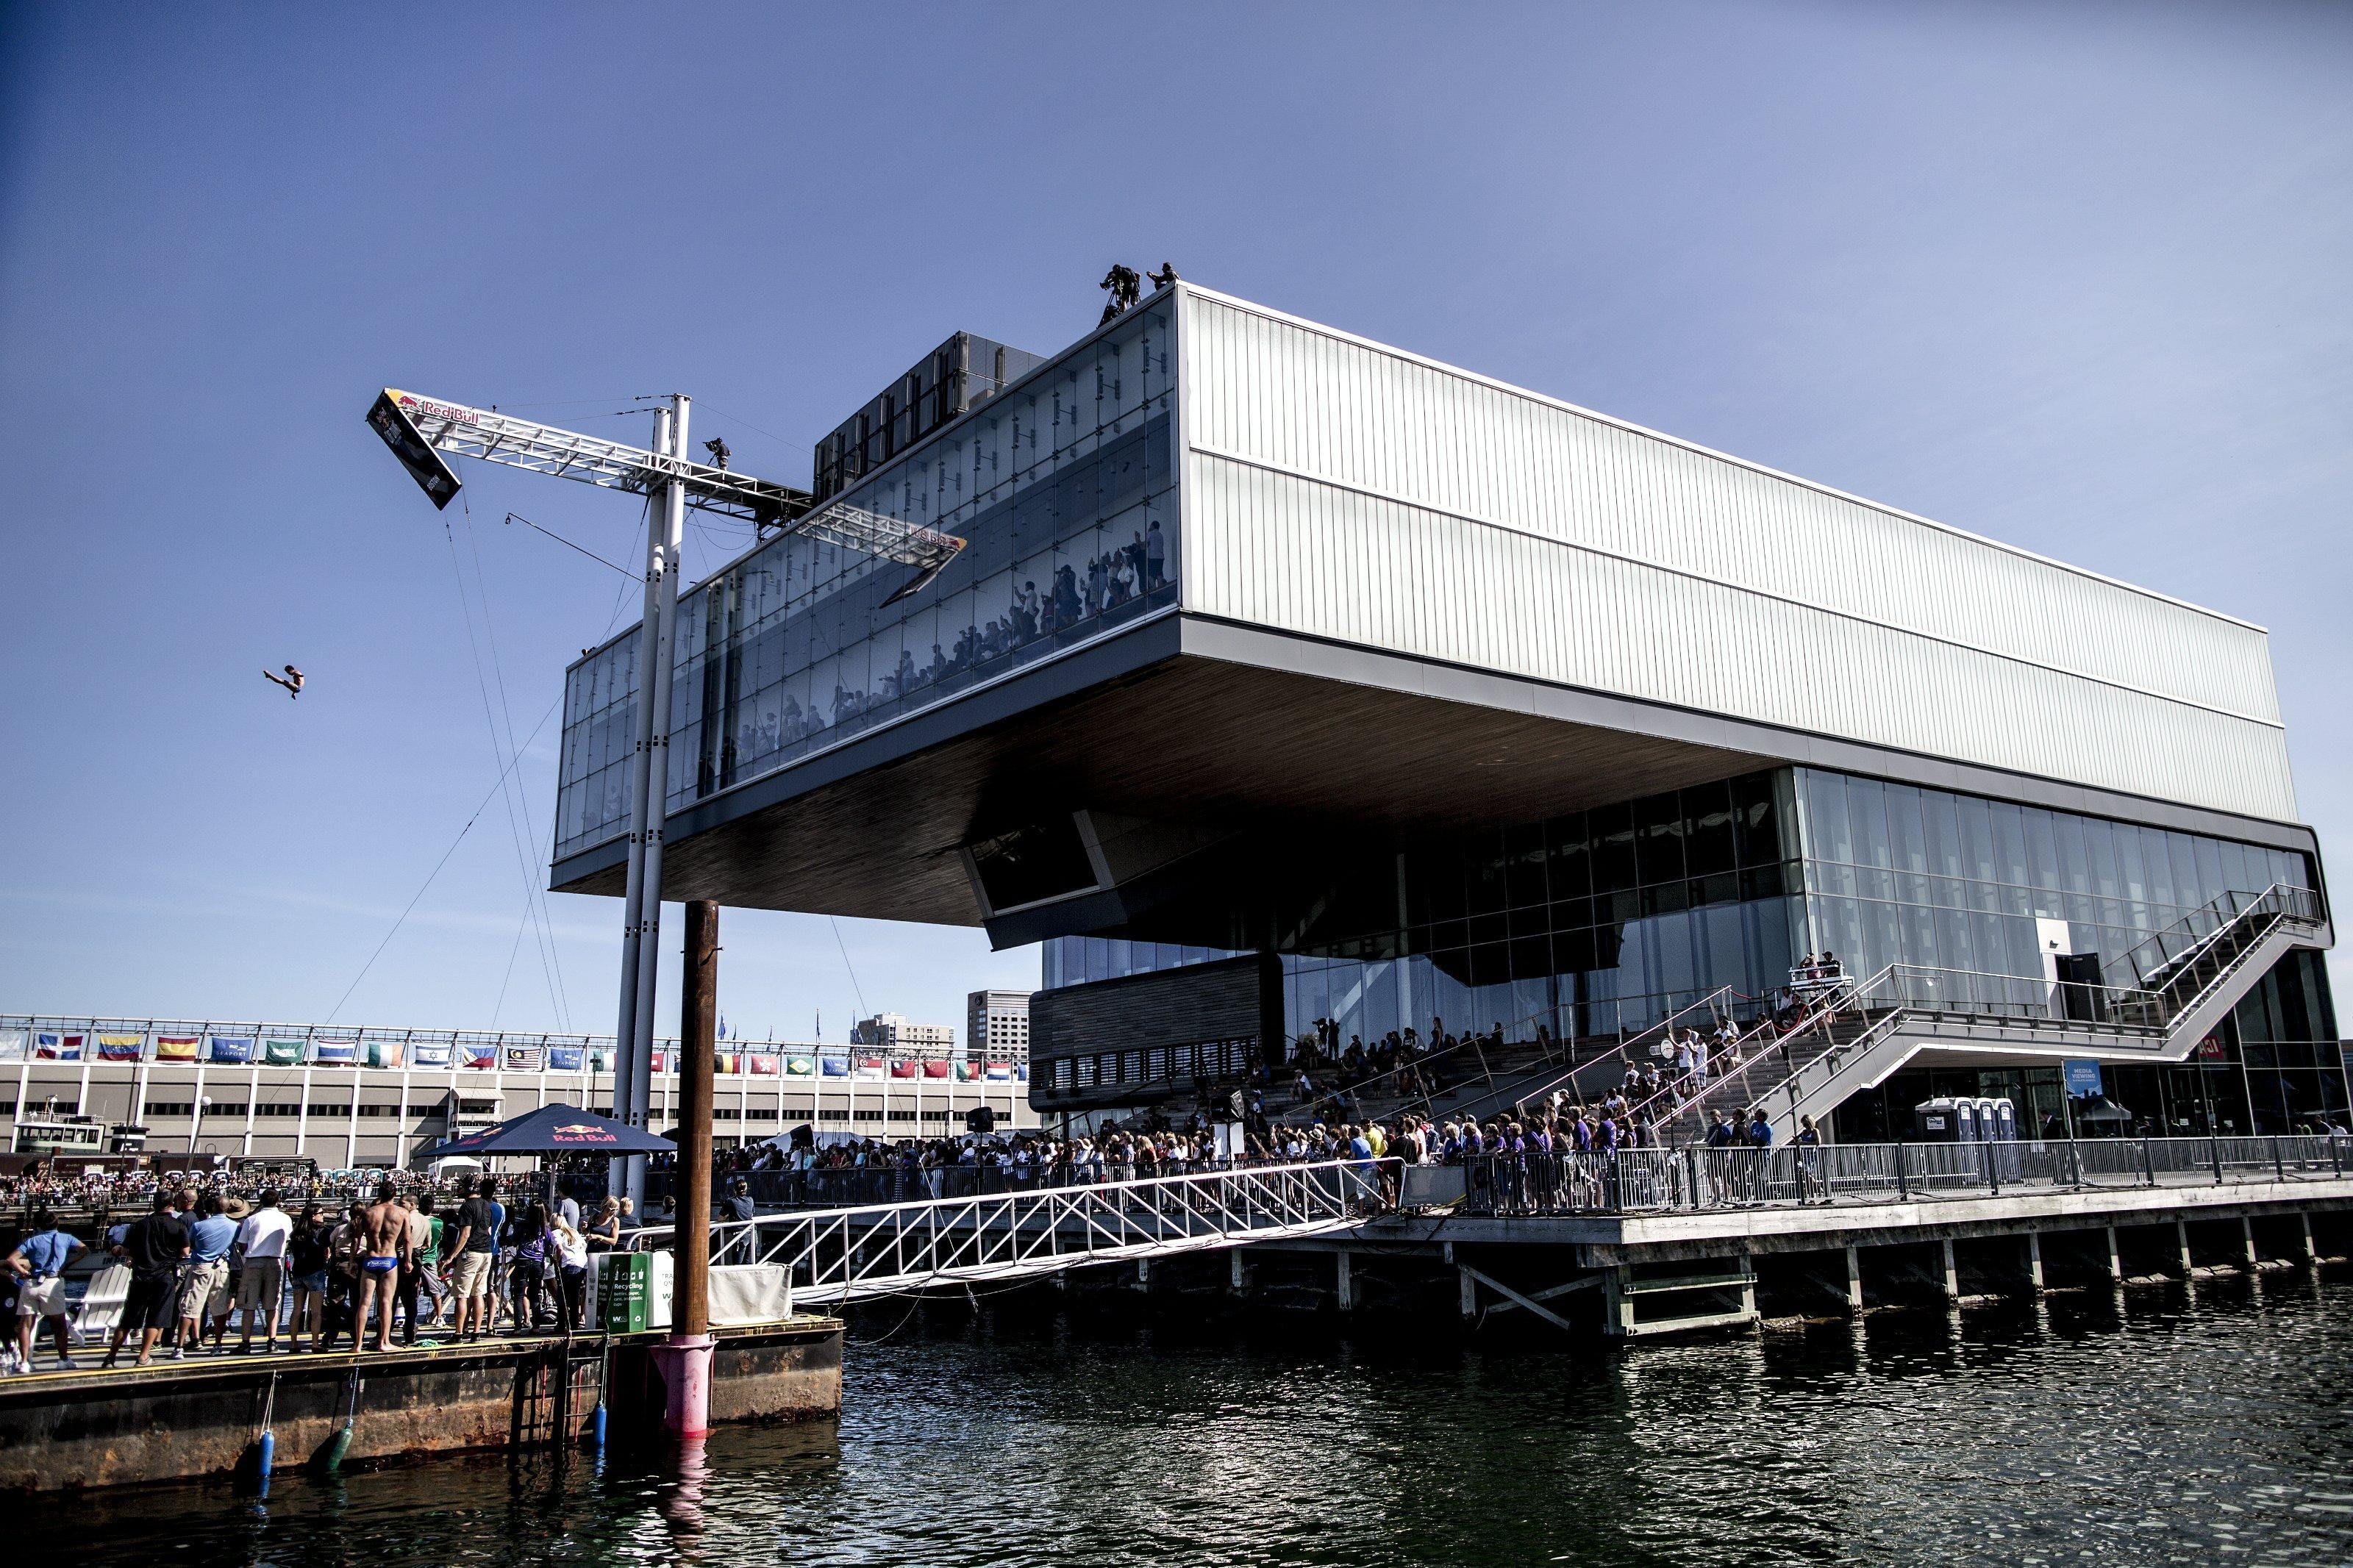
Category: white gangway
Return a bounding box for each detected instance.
[620,1159,1393,1307]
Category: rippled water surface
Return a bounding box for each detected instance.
[35,1277,2353,1567]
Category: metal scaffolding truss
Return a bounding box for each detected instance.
[626,1159,1393,1306]
[379,389,965,572]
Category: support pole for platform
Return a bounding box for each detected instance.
[2300,1212,2318,1267]
[1845,1245,1864,1313]
[613,398,688,1211]
[2177,1219,2195,1278]
[1940,1239,1960,1300]
[2240,1217,2259,1271]
[2105,1225,2122,1284]
[2025,1231,2045,1293]
[1334,1250,1355,1313]
[657,898,718,1439]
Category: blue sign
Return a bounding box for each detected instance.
[2063,1059,2103,1096]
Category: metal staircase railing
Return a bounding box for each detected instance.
[1761,882,2325,1138]
[619,1157,1395,1306]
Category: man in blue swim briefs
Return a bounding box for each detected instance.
[357,1180,409,1351]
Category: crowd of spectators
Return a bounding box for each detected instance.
[1,1174,626,1375]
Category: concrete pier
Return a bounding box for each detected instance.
[0,1317,841,1493]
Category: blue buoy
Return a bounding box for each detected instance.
[256,1429,275,1497]
[590,1401,607,1448]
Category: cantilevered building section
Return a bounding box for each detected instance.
[551,284,2339,1142]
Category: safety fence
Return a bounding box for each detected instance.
[1461,1135,2352,1217]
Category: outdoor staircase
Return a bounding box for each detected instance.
[1738,881,2329,1143]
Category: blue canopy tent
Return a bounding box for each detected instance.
[408,1103,674,1165]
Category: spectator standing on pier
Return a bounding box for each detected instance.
[232,1190,291,1355]
[286,1202,332,1353]
[8,1211,85,1372]
[584,1196,621,1254]
[443,1175,499,1342]
[548,1209,589,1331]
[172,1193,236,1359]
[502,1201,551,1333]
[354,1181,408,1353]
[399,1192,444,1342]
[102,1191,189,1369]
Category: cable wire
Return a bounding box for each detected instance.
[325,698,562,1023]
[447,498,571,1031]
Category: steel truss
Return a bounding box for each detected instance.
[624,1158,1394,1306]
[380,389,965,572]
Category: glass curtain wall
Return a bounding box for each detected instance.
[554,301,1179,860]
[1789,767,2318,991]
[1048,770,1805,1053]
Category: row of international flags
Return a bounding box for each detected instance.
[0,1031,1024,1081]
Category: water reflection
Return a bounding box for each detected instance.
[28,1278,2353,1567]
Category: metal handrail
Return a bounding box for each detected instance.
[1460,1134,2350,1217]
[617,1157,1397,1304]
[1765,884,2322,1134]
[1443,986,1746,1129]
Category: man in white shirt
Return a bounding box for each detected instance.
[232,1189,294,1354]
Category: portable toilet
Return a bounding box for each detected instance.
[1913,1097,1963,1141]
[1975,1099,2002,1142]
[1989,1099,2017,1141]
[1954,1100,1979,1142]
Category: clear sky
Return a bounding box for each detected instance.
[2,1,2347,1043]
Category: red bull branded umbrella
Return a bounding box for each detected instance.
[408,1103,674,1163]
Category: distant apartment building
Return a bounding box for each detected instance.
[851,1012,957,1057]
[967,990,1032,1061]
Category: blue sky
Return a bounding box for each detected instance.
[2,1,2347,1042]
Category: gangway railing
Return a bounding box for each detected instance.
[621,1157,1396,1306]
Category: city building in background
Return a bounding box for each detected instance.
[968,990,1032,1062]
[548,282,2341,1142]
[849,1012,957,1058]
[0,1014,1035,1165]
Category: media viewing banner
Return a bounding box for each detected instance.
[206,1037,254,1064]
[461,1044,497,1070]
[503,1045,546,1073]
[549,1046,585,1073]
[262,1038,304,1066]
[35,1033,82,1061]
[312,1039,357,1066]
[366,1040,404,1070]
[410,1041,453,1067]
[0,1033,24,1062]
[785,1055,815,1078]
[96,1034,145,1062]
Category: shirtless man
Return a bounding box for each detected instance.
[263,664,304,699]
[355,1180,408,1350]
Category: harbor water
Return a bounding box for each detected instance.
[28,1275,2353,1567]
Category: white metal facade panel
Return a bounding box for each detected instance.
[1176,288,2296,824]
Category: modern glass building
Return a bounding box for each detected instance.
[551,283,2340,1140]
